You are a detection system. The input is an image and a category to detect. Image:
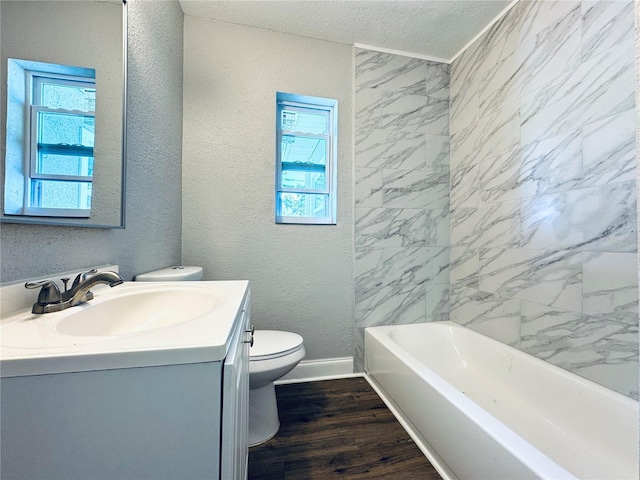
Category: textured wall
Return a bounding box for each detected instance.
[450,0,637,398]
[0,0,184,283]
[353,49,450,370]
[181,17,354,361]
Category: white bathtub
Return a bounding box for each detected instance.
[364,321,639,480]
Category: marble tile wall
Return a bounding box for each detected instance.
[354,49,451,370]
[449,0,637,398]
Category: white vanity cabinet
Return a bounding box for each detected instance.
[0,281,251,480]
[221,290,251,479]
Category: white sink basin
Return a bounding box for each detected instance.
[1,279,249,378]
[54,284,226,337]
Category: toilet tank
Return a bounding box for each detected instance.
[134,266,203,282]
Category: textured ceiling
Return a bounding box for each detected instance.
[179,0,513,62]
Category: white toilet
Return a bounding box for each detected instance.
[249,330,305,446]
[134,265,204,282]
[135,266,305,447]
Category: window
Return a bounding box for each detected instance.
[29,73,95,215]
[4,59,95,217]
[276,93,337,224]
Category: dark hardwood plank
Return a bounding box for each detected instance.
[248,377,442,479]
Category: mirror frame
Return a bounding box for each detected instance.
[0,0,128,229]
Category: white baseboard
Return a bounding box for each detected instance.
[275,357,357,384]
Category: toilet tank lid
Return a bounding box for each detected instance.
[250,330,304,360]
[134,266,203,282]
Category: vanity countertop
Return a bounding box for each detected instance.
[0,280,249,377]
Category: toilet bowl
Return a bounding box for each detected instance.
[249,330,305,446]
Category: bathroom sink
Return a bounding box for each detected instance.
[1,278,249,377]
[54,284,227,337]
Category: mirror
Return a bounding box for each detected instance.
[0,0,127,228]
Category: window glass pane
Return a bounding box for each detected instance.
[281,135,326,165]
[281,169,325,190]
[39,81,95,112]
[37,153,93,177]
[280,109,327,134]
[31,179,92,209]
[278,192,328,218]
[38,111,95,147]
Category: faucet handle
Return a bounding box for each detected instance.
[25,280,62,305]
[71,268,98,289]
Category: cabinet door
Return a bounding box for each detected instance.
[221,289,251,480]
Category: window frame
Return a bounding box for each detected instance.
[29,107,95,182]
[25,70,96,217]
[275,93,338,225]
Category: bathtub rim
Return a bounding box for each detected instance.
[364,325,577,479]
[368,321,638,408]
[363,321,640,479]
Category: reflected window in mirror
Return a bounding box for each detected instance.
[5,59,96,217]
[1,0,126,228]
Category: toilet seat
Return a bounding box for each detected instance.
[250,330,304,361]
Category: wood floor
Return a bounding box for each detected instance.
[248,377,442,480]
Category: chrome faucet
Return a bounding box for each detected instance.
[25,270,124,314]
